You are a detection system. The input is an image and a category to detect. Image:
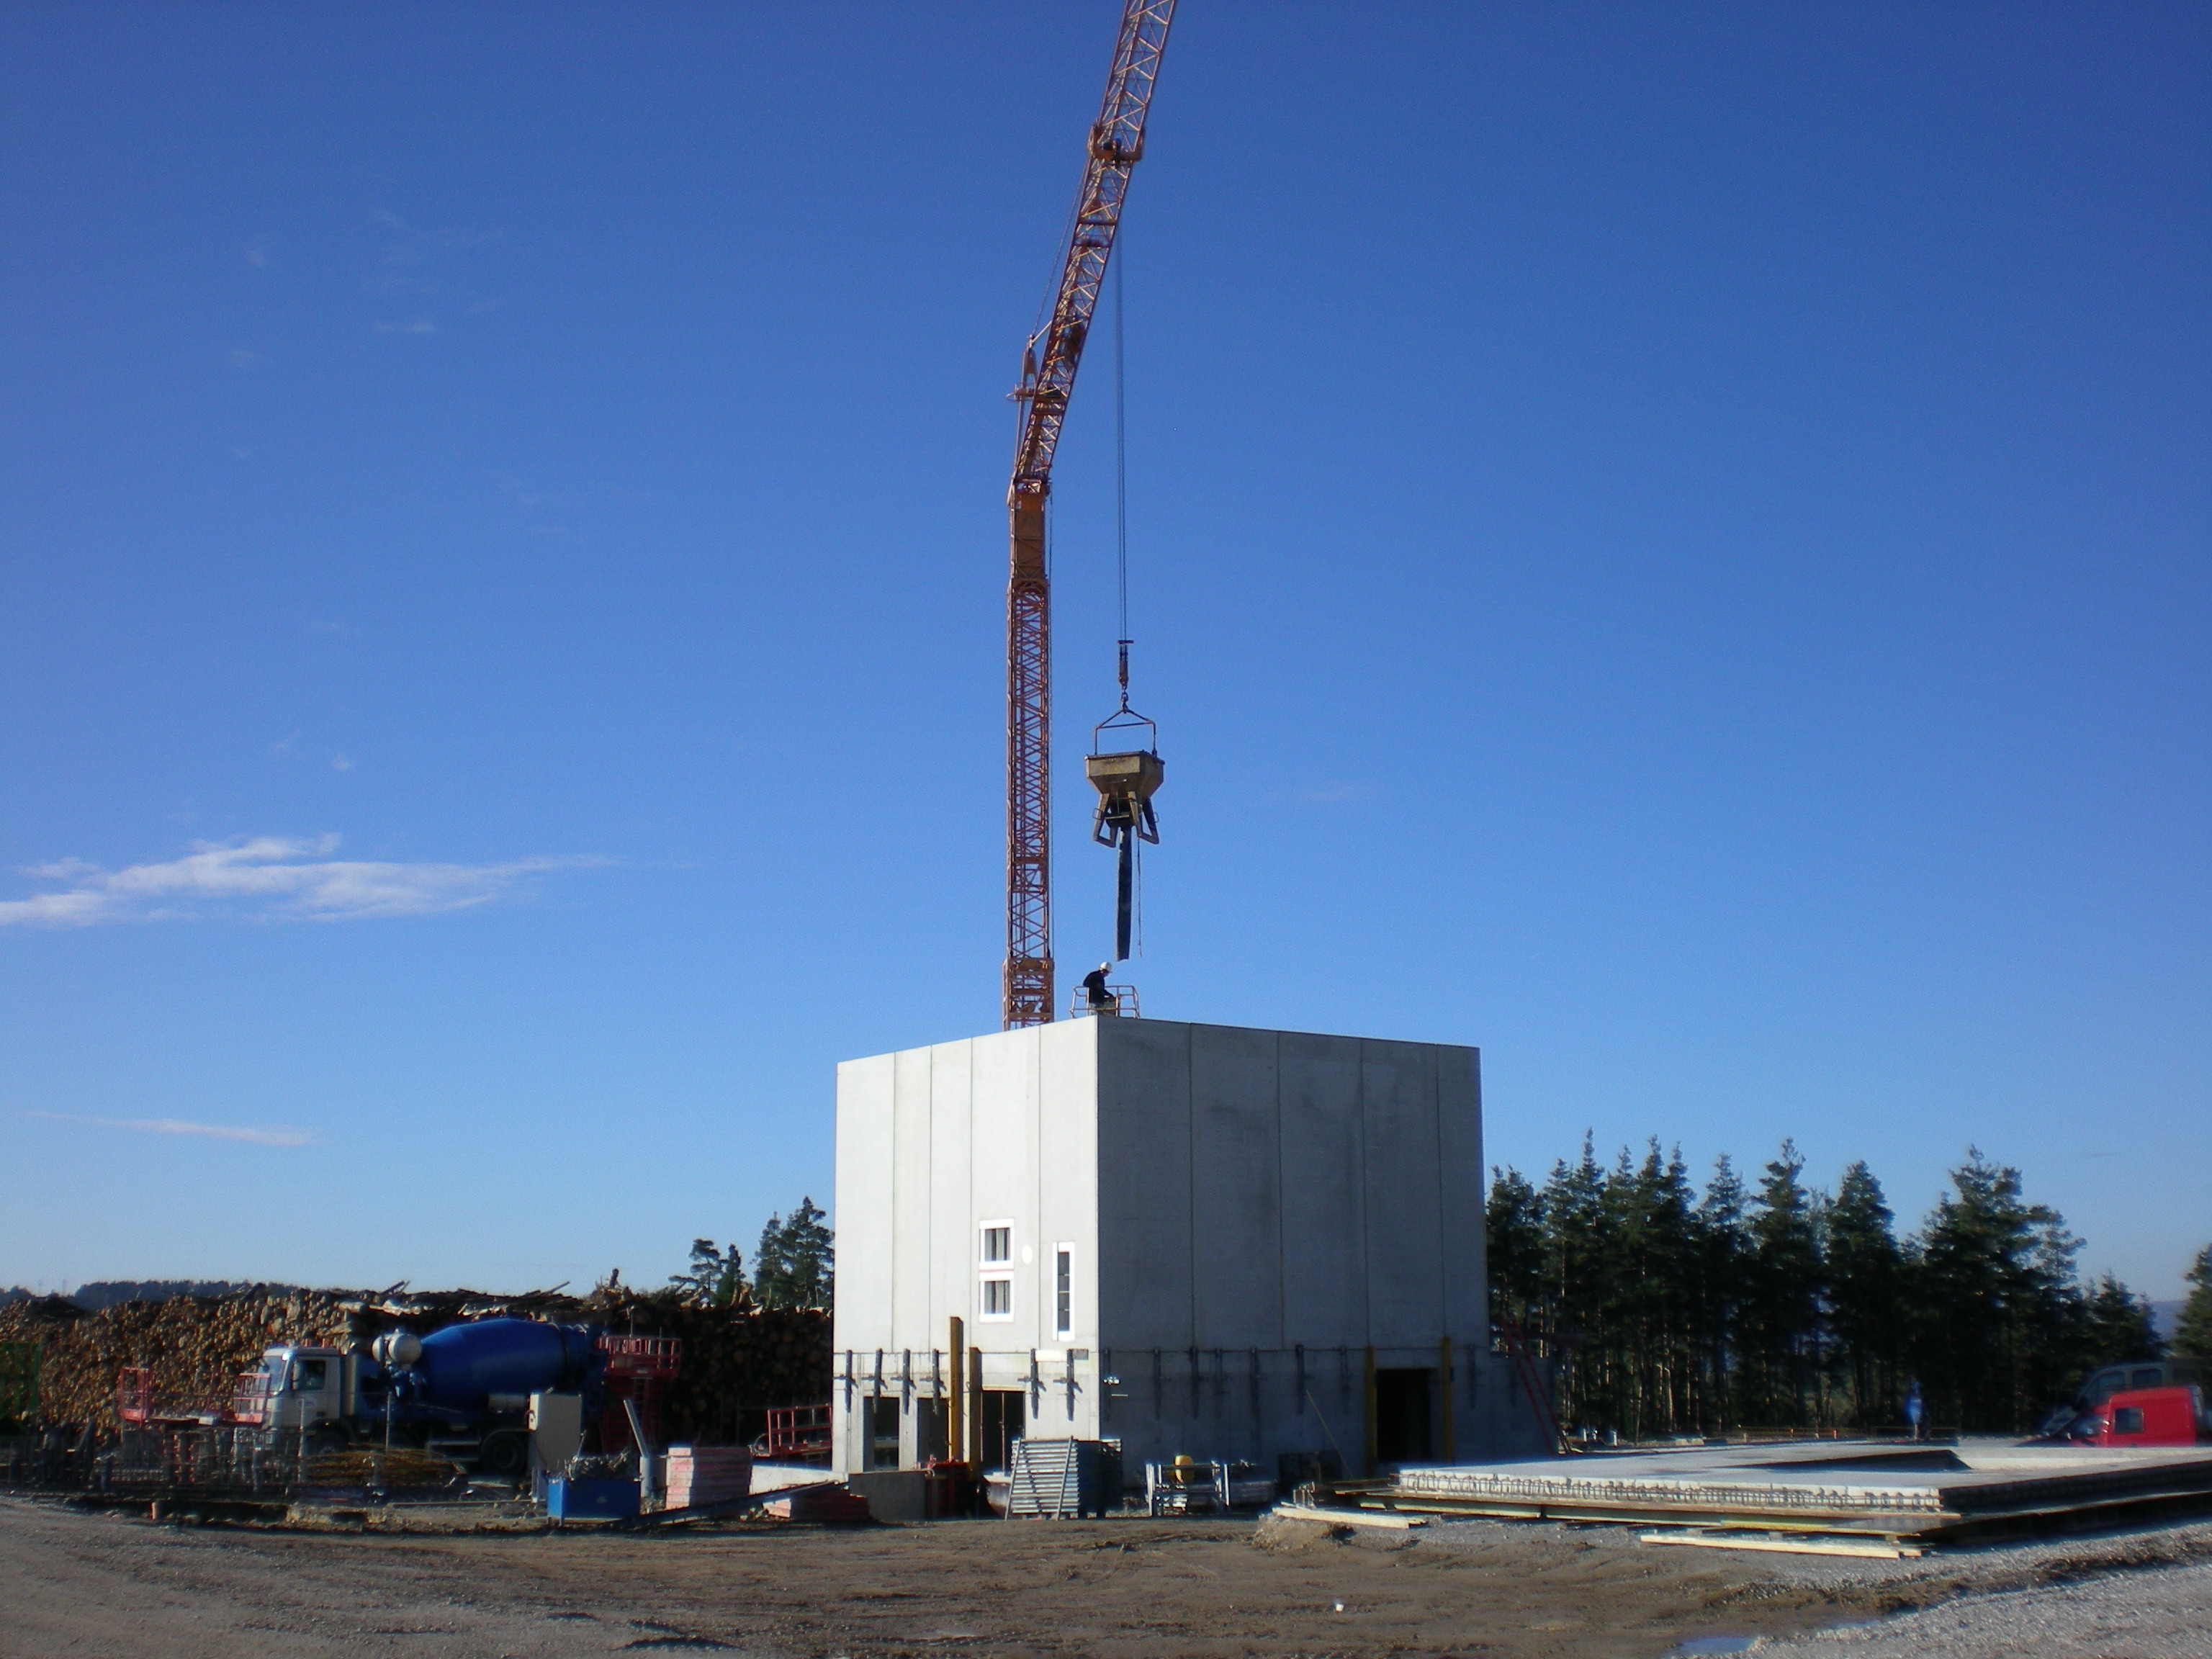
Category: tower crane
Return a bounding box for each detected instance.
[1002,0,1177,1029]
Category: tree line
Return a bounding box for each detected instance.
[668,1197,835,1312]
[1485,1138,2197,1437]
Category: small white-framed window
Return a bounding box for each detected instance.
[979,1274,1014,1320]
[1053,1244,1074,1338]
[979,1221,1012,1265]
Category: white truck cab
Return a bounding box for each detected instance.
[252,1345,358,1434]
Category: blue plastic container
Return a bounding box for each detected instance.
[547,1477,640,1521]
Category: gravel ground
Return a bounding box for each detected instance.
[1753,1560,2212,1657]
[4,1494,2208,1658]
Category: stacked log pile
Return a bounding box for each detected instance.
[0,1289,354,1429]
[0,1285,831,1442]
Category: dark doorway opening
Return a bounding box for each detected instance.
[1375,1367,1434,1465]
[866,1396,900,1470]
[914,1398,948,1464]
[979,1389,1025,1471]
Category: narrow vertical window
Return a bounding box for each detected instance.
[1054,1246,1072,1337]
[978,1219,1016,1321]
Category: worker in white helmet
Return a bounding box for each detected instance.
[1082,963,1115,1013]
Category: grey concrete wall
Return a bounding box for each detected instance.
[832,1017,1505,1480]
[1091,1020,1490,1473]
[1093,1022,1485,1350]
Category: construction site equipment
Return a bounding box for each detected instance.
[754,1402,833,1462]
[1007,1437,1120,1518]
[1087,725,1163,965]
[1068,980,1141,1018]
[1144,1455,1274,1515]
[1002,0,1177,1028]
[121,1318,660,1480]
[598,1331,681,1461]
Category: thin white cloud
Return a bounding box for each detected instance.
[26,1111,315,1148]
[0,836,602,927]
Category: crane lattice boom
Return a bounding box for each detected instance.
[1004,0,1176,1029]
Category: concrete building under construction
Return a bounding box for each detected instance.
[831,1015,1544,1484]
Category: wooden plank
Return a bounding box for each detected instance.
[1272,1502,1427,1531]
[1642,1531,1923,1559]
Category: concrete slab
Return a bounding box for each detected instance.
[1388,1439,2212,1533]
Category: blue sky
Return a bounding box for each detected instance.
[1,4,2204,1300]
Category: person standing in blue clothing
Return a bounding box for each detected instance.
[1904,1380,1925,1441]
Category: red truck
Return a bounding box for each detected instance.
[2068,1385,2208,1448]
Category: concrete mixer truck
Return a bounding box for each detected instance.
[217,1318,674,1478]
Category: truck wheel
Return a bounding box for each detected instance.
[477,1431,529,1479]
[307,1428,349,1456]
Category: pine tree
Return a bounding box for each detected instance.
[1740,1142,1823,1426]
[668,1239,747,1308]
[2077,1274,2162,1366]
[2176,1246,2212,1360]
[1624,1143,1700,1436]
[1539,1133,1609,1432]
[754,1197,835,1310]
[1691,1155,1750,1433]
[1913,1149,2082,1432]
[1825,1161,1904,1426]
[1485,1166,1546,1331]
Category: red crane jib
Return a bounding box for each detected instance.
[1004,0,1177,1030]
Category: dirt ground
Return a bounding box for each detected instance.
[4,1496,2209,1659]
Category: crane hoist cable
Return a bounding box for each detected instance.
[1002,0,1177,1030]
[1089,243,1159,971]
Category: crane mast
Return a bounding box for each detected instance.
[1004,0,1177,1029]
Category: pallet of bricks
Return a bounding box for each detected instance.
[663,1445,752,1510]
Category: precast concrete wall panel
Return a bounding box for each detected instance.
[1277,1031,1370,1350]
[890,1044,935,1354]
[1095,1017,1197,1352]
[832,1053,896,1341]
[830,1052,895,1475]
[969,1028,1042,1342]
[1361,1040,1446,1350]
[1038,1018,1100,1347]
[1188,1024,1286,1350]
[927,1038,974,1357]
[1437,1046,1487,1346]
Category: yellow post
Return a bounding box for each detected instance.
[948,1317,965,1465]
[1363,1346,1378,1476]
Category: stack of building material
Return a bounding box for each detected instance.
[1357,1439,2212,1545]
[662,1445,751,1510]
[761,1483,870,1522]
